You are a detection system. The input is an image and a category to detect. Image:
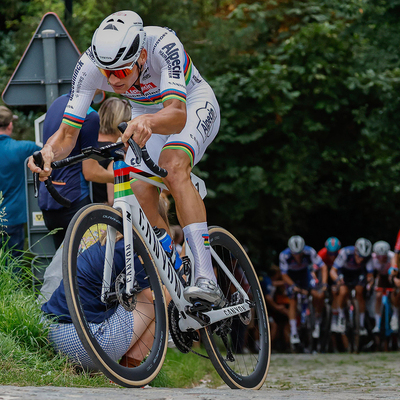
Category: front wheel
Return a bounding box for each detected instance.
[62,204,168,387]
[201,226,271,389]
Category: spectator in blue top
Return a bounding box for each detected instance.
[39,92,114,249]
[0,105,41,259]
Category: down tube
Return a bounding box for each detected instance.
[129,201,188,309]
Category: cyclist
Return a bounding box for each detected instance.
[28,11,223,307]
[371,241,399,333]
[317,237,341,332]
[330,238,374,336]
[279,235,328,345]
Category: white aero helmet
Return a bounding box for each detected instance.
[288,235,305,254]
[373,240,390,256]
[91,10,146,70]
[355,237,372,257]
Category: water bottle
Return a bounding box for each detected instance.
[153,227,182,270]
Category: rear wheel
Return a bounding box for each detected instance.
[348,298,360,353]
[63,204,168,387]
[201,226,270,389]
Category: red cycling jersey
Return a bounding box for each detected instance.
[317,247,337,268]
[395,229,400,254]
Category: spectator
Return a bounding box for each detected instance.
[41,231,157,369]
[92,97,131,205]
[259,265,289,352]
[38,92,114,249]
[0,105,41,259]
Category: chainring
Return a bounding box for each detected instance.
[168,301,194,353]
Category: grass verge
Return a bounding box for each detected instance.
[0,245,222,388]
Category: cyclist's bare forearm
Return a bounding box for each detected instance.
[46,124,80,160]
[330,267,339,282]
[321,264,328,285]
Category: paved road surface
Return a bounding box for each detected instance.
[1,353,399,399]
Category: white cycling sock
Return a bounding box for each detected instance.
[392,307,399,317]
[375,313,380,326]
[290,319,298,336]
[183,222,215,283]
[360,312,365,328]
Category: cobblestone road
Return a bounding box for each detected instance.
[0,352,399,399]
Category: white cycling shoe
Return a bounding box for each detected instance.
[290,333,300,345]
[183,278,225,308]
[359,327,368,336]
[312,324,320,339]
[337,316,346,334]
[390,315,399,332]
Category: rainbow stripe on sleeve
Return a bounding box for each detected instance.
[62,113,85,129]
[183,51,193,85]
[161,88,186,103]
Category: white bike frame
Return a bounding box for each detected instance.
[101,164,252,332]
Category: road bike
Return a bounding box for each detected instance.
[374,287,398,351]
[33,129,271,389]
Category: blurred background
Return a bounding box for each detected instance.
[1,0,400,271]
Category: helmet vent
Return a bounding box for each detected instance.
[123,35,140,61]
[117,19,125,23]
[104,24,118,31]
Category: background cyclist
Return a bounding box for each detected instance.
[279,235,328,345]
[318,237,341,333]
[370,241,399,334]
[330,238,374,336]
[28,10,223,307]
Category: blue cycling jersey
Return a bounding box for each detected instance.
[333,246,373,273]
[279,245,324,274]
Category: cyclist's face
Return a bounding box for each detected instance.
[354,253,364,264]
[107,64,140,94]
[293,253,302,263]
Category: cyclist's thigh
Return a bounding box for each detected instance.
[163,83,220,167]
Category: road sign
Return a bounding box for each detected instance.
[2,12,81,108]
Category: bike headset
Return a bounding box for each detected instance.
[354,237,372,258]
[288,235,305,254]
[372,240,390,256]
[325,236,341,254]
[91,10,146,78]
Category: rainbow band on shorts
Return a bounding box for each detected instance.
[162,142,195,167]
[62,113,85,129]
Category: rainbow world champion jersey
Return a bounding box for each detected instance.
[63,26,204,129]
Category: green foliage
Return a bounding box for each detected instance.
[2,0,400,266]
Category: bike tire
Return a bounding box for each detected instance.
[201,226,271,389]
[319,302,331,353]
[350,298,360,354]
[62,204,168,387]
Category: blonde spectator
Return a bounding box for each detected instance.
[92,98,131,205]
